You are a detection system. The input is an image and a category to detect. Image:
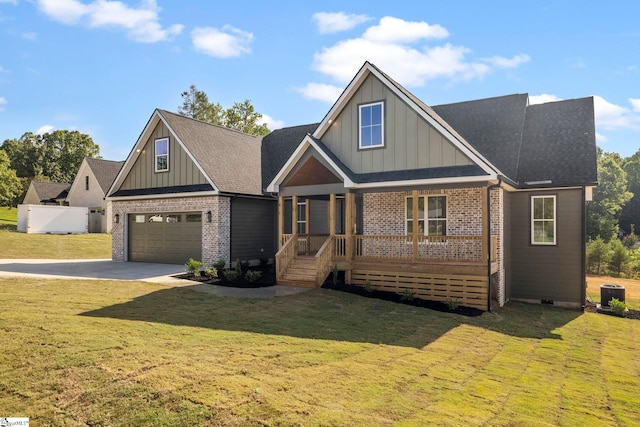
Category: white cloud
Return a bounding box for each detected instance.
[309,16,530,91]
[596,132,608,143]
[36,125,55,134]
[630,98,640,112]
[529,94,561,105]
[594,96,640,131]
[312,11,371,34]
[258,114,285,130]
[0,0,18,4]
[36,0,183,43]
[295,82,344,103]
[191,25,253,58]
[0,97,6,112]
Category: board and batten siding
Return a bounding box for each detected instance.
[120,121,208,190]
[320,73,472,174]
[509,188,583,304]
[230,198,277,261]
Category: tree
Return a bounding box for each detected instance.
[620,148,640,234]
[177,85,270,136]
[609,239,630,277]
[1,130,99,183]
[587,150,633,240]
[586,237,610,275]
[0,150,21,206]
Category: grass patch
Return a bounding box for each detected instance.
[0,229,111,259]
[0,206,17,230]
[1,278,639,426]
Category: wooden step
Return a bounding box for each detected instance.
[277,278,317,288]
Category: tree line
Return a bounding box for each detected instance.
[0,86,269,206]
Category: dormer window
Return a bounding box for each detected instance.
[155,138,169,172]
[359,101,384,149]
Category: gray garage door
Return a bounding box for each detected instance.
[128,212,202,264]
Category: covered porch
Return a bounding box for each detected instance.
[275,190,498,311]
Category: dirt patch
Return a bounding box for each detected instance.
[175,265,276,288]
[584,300,640,320]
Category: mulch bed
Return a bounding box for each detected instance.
[174,265,276,289]
[584,300,640,320]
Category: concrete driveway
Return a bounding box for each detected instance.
[0,258,311,298]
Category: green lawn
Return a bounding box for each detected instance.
[0,206,17,230]
[1,278,638,426]
[0,229,111,259]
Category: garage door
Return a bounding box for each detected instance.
[128,212,202,264]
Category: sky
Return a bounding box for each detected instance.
[1,1,640,162]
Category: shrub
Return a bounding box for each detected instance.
[447,299,460,311]
[609,298,627,316]
[223,269,239,281]
[212,259,226,271]
[245,270,262,283]
[609,239,630,277]
[184,258,204,277]
[204,268,217,279]
[623,232,639,249]
[586,238,610,275]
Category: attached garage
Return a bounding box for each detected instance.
[128,212,202,264]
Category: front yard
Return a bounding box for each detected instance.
[0,228,111,259]
[1,277,639,426]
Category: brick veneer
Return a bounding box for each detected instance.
[111,195,230,266]
[490,187,505,306]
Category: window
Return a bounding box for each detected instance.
[85,176,89,190]
[155,138,169,172]
[297,199,307,234]
[532,195,556,245]
[185,214,202,223]
[359,101,384,149]
[165,214,181,223]
[133,215,146,223]
[406,195,447,236]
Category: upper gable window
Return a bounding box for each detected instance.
[155,138,169,172]
[359,101,384,149]
[531,195,556,245]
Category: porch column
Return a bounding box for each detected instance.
[304,199,310,254]
[481,186,488,263]
[412,189,419,262]
[291,195,298,239]
[329,193,336,236]
[345,192,355,283]
[278,196,284,249]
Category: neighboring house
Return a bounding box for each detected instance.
[66,157,124,233]
[267,62,597,311]
[107,62,597,311]
[23,181,70,205]
[106,110,293,265]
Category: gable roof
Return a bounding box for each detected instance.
[30,181,70,202]
[108,109,264,197]
[84,158,124,194]
[261,123,319,189]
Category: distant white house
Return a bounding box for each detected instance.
[22,181,70,206]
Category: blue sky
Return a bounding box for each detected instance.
[1,1,640,161]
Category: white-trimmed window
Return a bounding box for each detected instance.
[531,195,556,245]
[406,195,447,236]
[359,101,384,149]
[155,138,169,172]
[297,199,307,234]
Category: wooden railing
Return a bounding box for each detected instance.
[275,235,296,281]
[314,237,334,286]
[346,235,486,263]
[333,234,347,258]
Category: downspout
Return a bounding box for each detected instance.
[487,176,503,312]
[581,186,586,311]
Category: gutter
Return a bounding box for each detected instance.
[486,176,503,312]
[581,186,587,311]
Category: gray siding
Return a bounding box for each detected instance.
[309,199,329,234]
[121,121,208,190]
[503,191,512,300]
[510,188,584,303]
[231,198,277,260]
[320,74,472,174]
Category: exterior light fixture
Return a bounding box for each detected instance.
[206,211,212,223]
[114,213,120,224]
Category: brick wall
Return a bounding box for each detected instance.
[490,187,505,306]
[363,187,483,236]
[111,195,230,266]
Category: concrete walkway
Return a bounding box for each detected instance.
[0,259,311,298]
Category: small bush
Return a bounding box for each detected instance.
[245,270,262,283]
[447,299,460,311]
[223,269,239,281]
[184,259,204,277]
[400,289,414,301]
[204,268,217,279]
[609,298,627,316]
[212,260,226,271]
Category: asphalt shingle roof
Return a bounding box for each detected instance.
[31,181,71,202]
[85,158,124,194]
[158,110,264,196]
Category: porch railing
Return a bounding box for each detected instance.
[314,237,334,286]
[275,235,296,282]
[280,234,330,255]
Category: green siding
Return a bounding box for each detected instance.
[320,73,472,174]
[121,121,208,190]
[509,188,584,303]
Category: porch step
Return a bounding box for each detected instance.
[280,256,318,287]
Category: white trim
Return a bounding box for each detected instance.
[351,174,496,189]
[154,137,169,173]
[404,194,447,236]
[531,195,556,245]
[107,190,218,201]
[358,101,385,149]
